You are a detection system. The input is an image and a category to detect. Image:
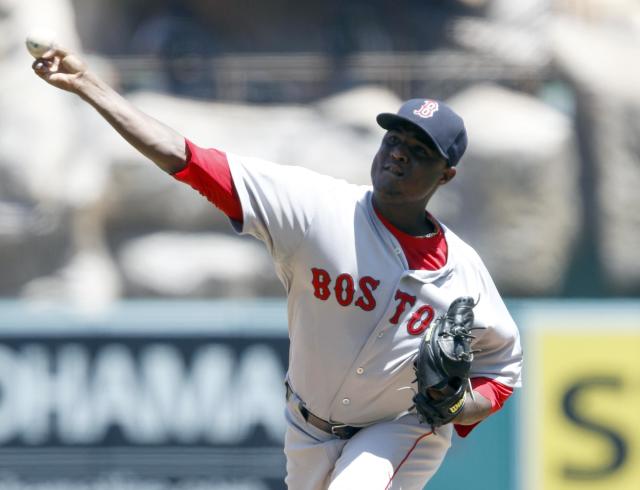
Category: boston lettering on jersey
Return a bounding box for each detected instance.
[310,268,434,336]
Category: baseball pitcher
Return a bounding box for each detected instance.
[32,46,522,489]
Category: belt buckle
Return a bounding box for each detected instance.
[330,424,354,439]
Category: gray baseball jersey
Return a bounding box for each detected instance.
[224,152,522,488]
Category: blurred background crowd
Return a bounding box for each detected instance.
[1,0,639,310]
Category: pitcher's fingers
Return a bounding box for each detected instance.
[40,45,68,60]
[32,58,53,74]
[48,73,72,84]
[50,56,61,72]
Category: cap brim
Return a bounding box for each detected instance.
[376,113,449,161]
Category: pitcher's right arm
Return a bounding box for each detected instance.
[32,47,187,175]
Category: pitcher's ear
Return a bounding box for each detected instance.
[440,166,456,185]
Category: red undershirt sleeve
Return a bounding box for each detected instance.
[454,377,514,438]
[172,138,243,222]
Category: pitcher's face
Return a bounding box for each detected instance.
[371,128,455,206]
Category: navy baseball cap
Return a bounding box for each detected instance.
[376,99,468,166]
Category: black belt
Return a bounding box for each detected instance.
[286,382,362,440]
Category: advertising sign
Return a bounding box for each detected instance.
[0,300,289,490]
[522,302,640,490]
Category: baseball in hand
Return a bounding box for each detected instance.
[25,30,57,58]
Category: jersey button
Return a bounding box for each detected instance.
[356,367,364,375]
[342,398,351,405]
[377,332,384,338]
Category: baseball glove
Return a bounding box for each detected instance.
[412,296,479,428]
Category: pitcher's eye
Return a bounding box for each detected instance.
[413,146,428,158]
[385,134,400,145]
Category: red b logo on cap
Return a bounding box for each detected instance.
[413,100,439,119]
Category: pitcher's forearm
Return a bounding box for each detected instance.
[75,71,187,174]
